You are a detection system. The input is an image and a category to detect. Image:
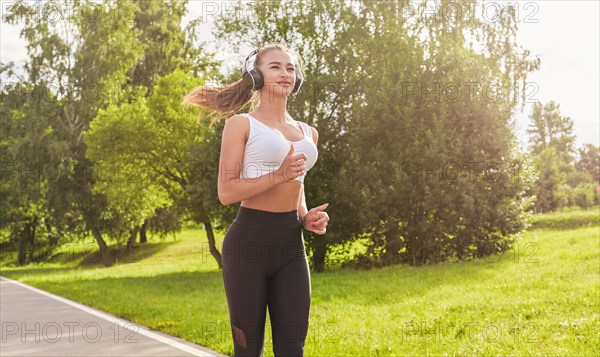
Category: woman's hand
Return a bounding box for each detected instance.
[277,143,308,182]
[302,203,330,235]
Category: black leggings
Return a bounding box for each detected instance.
[221,205,311,357]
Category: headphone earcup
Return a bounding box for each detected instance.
[242,69,264,90]
[251,69,264,90]
[292,70,303,94]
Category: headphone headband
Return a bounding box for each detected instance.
[241,49,259,76]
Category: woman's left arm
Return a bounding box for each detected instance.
[298,125,318,228]
[297,126,329,235]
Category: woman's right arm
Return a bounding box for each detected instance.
[217,115,292,205]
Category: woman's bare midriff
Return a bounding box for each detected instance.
[241,180,302,212]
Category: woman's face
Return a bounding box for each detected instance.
[258,49,297,97]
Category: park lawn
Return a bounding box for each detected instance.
[1,210,598,356]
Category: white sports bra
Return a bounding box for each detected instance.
[239,113,318,184]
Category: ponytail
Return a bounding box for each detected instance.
[182,78,258,127]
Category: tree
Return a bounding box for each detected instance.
[85,69,227,267]
[84,94,173,250]
[576,144,600,183]
[130,0,221,95]
[531,146,567,213]
[0,82,64,265]
[347,0,538,265]
[526,101,579,212]
[144,69,227,267]
[527,101,576,164]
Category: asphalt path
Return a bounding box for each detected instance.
[0,276,227,357]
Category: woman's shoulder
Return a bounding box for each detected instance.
[224,114,250,142]
[226,113,254,128]
[227,113,249,121]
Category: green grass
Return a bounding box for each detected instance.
[530,205,599,230]
[1,208,598,356]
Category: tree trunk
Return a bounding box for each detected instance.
[17,223,32,266]
[28,217,38,263]
[139,220,148,243]
[203,219,222,269]
[90,226,113,267]
[44,219,60,246]
[383,219,402,266]
[127,226,140,250]
[312,237,326,273]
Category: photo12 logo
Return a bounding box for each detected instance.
[1,1,138,26]
[1,321,140,344]
[401,1,540,25]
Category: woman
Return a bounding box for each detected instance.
[183,43,330,356]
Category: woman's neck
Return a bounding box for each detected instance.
[254,95,289,124]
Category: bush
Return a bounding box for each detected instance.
[557,182,597,209]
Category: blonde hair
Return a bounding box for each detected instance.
[182,42,304,126]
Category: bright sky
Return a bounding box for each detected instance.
[2,0,598,150]
[509,0,599,151]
